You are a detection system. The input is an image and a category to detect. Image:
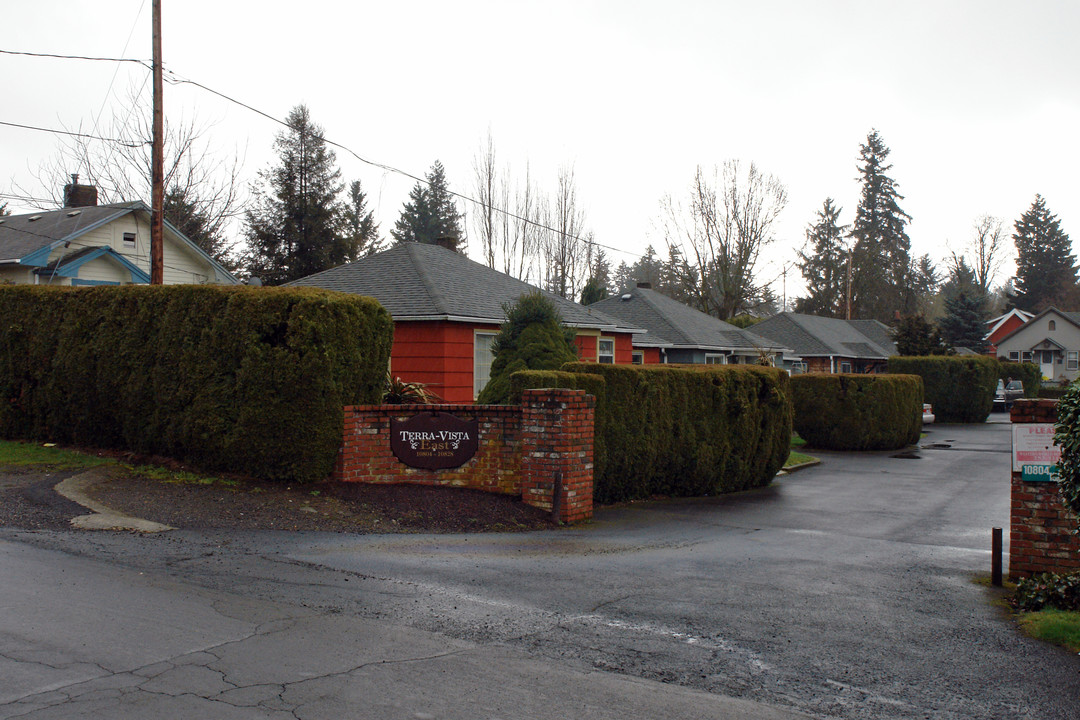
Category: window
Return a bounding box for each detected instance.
[122,232,136,248]
[473,333,496,398]
[631,351,643,365]
[705,354,725,364]
[1069,352,1078,371]
[840,361,853,373]
[1008,351,1019,362]
[1049,320,1056,331]
[1042,350,1055,364]
[790,361,807,374]
[1021,351,1033,363]
[597,338,615,364]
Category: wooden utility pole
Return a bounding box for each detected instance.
[150,0,164,284]
[845,254,853,320]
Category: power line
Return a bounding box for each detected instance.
[162,69,643,260]
[0,48,150,67]
[0,119,146,147]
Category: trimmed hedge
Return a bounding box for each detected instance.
[513,363,791,504]
[887,355,998,423]
[790,373,923,450]
[998,360,1041,399]
[0,284,392,482]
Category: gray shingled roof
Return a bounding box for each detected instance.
[287,242,639,331]
[588,286,790,352]
[751,313,896,359]
[0,202,140,260]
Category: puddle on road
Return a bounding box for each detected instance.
[891,451,921,459]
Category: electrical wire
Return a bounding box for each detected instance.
[0,48,150,67]
[0,120,146,147]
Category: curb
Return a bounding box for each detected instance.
[54,470,175,533]
[779,457,822,475]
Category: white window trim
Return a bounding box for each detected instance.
[631,351,644,365]
[473,332,497,399]
[597,337,615,364]
[1068,351,1078,371]
[705,353,725,365]
[1008,351,1019,362]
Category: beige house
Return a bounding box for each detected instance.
[996,307,1080,383]
[0,184,236,287]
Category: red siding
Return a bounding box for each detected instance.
[576,334,598,362]
[390,320,499,404]
[987,315,1028,356]
[640,347,662,364]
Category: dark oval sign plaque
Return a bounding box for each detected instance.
[390,413,479,469]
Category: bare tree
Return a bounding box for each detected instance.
[21,83,245,266]
[472,132,499,269]
[541,165,590,300]
[661,161,788,319]
[969,214,1006,294]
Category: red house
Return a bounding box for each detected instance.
[984,309,1034,356]
[289,243,641,402]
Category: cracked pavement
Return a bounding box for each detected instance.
[2,418,1079,718]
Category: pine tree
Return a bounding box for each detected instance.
[894,314,947,356]
[796,198,848,317]
[244,105,344,285]
[164,185,238,270]
[391,161,464,251]
[338,180,383,262]
[938,289,987,352]
[849,130,913,322]
[580,250,612,305]
[1013,194,1076,312]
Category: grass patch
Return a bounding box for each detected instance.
[1018,609,1080,652]
[785,451,816,468]
[0,440,113,469]
[790,433,806,448]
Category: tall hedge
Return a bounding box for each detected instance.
[0,285,392,482]
[512,363,791,504]
[790,373,923,450]
[887,355,998,423]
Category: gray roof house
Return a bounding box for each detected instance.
[588,284,791,364]
[995,307,1080,384]
[0,193,236,286]
[288,242,643,402]
[750,312,897,373]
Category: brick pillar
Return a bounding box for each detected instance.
[1008,399,1080,578]
[520,388,595,523]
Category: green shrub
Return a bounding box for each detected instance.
[0,285,392,482]
[1054,381,1080,523]
[1015,572,1080,612]
[1038,385,1072,400]
[998,360,1041,398]
[790,373,923,450]
[887,355,998,423]
[541,363,792,504]
[477,292,578,405]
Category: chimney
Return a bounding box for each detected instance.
[63,174,98,208]
[636,282,652,289]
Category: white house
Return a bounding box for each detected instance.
[995,307,1080,383]
[0,183,236,287]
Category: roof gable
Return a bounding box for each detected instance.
[287,243,636,331]
[752,313,896,358]
[995,306,1080,346]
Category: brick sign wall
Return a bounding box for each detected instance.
[334,388,595,523]
[1009,399,1080,578]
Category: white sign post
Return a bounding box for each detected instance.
[1012,423,1061,482]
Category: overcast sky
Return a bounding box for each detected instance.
[3,0,1078,301]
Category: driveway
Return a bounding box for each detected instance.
[3,418,1079,719]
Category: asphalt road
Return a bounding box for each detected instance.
[4,415,1080,719]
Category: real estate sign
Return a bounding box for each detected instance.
[1012,423,1061,482]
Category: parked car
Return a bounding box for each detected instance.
[994,380,1025,410]
[922,403,935,424]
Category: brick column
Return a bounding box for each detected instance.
[1009,399,1080,578]
[520,388,595,523]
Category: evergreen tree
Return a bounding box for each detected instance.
[580,250,611,305]
[659,244,698,305]
[1012,194,1076,312]
[796,198,848,317]
[894,314,947,356]
[391,161,465,251]
[849,130,913,322]
[0,202,9,217]
[938,289,988,352]
[476,293,578,404]
[909,253,941,316]
[338,180,383,261]
[244,105,344,285]
[164,185,238,271]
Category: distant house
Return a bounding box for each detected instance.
[751,312,896,374]
[984,308,1034,356]
[588,284,790,365]
[0,183,236,286]
[288,242,642,402]
[995,307,1080,383]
